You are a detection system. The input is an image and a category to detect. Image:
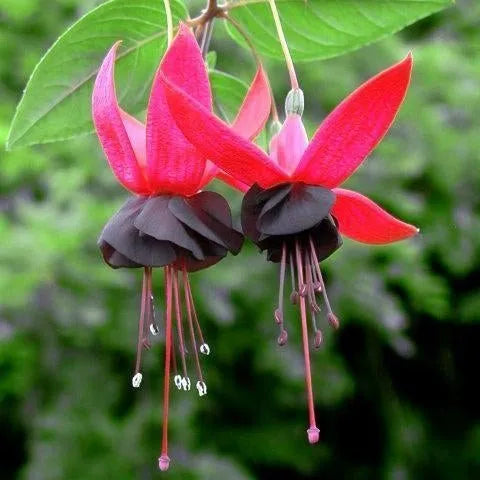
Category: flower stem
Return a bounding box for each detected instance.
[267,0,298,89]
[163,0,173,46]
[224,14,261,65]
[159,266,173,471]
[200,19,215,57]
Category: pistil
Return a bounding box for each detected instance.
[159,266,173,472]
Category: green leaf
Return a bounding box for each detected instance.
[206,50,217,70]
[6,0,188,150]
[226,0,454,62]
[209,70,248,123]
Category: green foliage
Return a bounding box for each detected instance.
[209,70,248,122]
[6,0,188,149]
[226,0,454,61]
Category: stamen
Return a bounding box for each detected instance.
[289,251,299,305]
[172,269,189,387]
[182,266,206,394]
[309,236,340,330]
[305,252,320,313]
[159,266,173,471]
[149,287,160,336]
[184,273,209,352]
[310,254,322,292]
[142,268,154,350]
[132,268,148,387]
[275,243,288,346]
[295,239,320,444]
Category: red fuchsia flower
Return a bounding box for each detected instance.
[92,23,271,471]
[159,54,419,444]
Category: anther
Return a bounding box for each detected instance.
[277,329,288,346]
[150,323,160,336]
[181,376,191,391]
[132,372,142,388]
[314,330,323,349]
[174,374,183,390]
[327,312,340,330]
[285,88,304,116]
[158,455,170,472]
[199,343,210,355]
[307,426,320,444]
[274,308,283,325]
[290,290,299,305]
[314,282,322,293]
[196,380,207,396]
[299,284,308,297]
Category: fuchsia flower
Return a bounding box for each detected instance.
[160,54,419,444]
[92,23,271,471]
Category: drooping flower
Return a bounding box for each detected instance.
[160,54,419,443]
[92,23,271,470]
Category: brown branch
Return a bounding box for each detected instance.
[188,0,225,28]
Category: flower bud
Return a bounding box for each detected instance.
[285,88,304,116]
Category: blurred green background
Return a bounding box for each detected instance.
[1,1,479,479]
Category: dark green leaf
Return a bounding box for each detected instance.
[6,0,188,149]
[226,0,454,61]
[206,50,217,69]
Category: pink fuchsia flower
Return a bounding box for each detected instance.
[92,23,270,471]
[160,54,419,444]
